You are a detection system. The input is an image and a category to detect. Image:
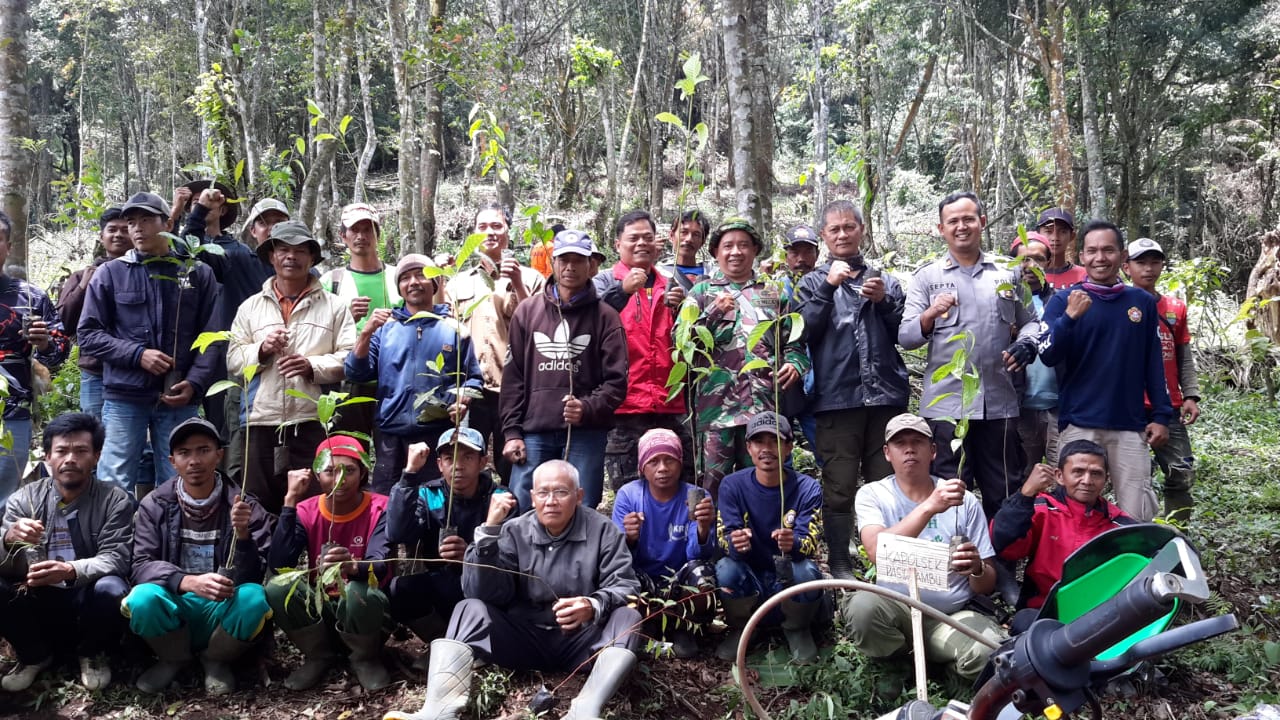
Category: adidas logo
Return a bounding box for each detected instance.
[535,320,590,372]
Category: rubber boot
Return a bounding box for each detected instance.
[283,621,336,691]
[715,596,759,661]
[408,613,448,672]
[136,626,193,693]
[382,638,473,720]
[1164,489,1194,521]
[559,646,638,720]
[339,629,391,691]
[202,626,252,695]
[825,511,856,580]
[780,598,819,665]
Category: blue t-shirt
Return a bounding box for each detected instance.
[612,479,715,579]
[1023,294,1058,411]
[717,467,823,570]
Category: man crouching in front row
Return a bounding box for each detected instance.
[384,459,641,720]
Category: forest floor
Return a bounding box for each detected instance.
[2,389,1279,720]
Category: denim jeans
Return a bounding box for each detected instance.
[509,428,608,513]
[0,417,32,506]
[716,556,824,604]
[99,399,199,493]
[80,370,105,417]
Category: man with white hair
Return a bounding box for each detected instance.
[384,459,641,720]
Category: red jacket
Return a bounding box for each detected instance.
[592,263,683,416]
[990,487,1135,609]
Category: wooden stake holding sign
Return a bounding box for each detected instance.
[876,533,953,702]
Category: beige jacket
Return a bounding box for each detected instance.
[226,276,357,426]
[445,264,545,391]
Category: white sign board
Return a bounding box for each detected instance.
[876,533,951,592]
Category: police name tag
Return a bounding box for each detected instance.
[876,533,951,592]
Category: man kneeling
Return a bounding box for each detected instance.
[841,413,1005,681]
[384,460,641,720]
[123,418,273,694]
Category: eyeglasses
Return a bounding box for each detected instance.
[533,488,574,501]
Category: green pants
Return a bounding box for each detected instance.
[841,590,1006,680]
[122,582,271,649]
[264,577,388,636]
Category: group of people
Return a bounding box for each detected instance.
[0,186,1200,720]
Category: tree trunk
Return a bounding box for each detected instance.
[195,0,211,154]
[0,0,32,269]
[417,0,447,253]
[1020,0,1076,214]
[1076,0,1105,218]
[809,0,828,227]
[719,0,772,234]
[298,139,338,230]
[387,0,418,247]
[353,40,377,203]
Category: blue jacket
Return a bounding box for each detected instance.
[78,250,223,404]
[1039,284,1173,430]
[344,306,483,436]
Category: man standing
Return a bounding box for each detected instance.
[593,209,692,489]
[1013,236,1061,469]
[0,211,70,503]
[501,230,627,512]
[1124,238,1201,518]
[384,460,641,720]
[1036,208,1087,291]
[900,192,1039,520]
[715,412,824,664]
[1039,221,1173,522]
[0,413,133,691]
[226,220,356,515]
[660,209,713,290]
[123,418,273,695]
[345,254,482,492]
[445,203,545,482]
[796,200,909,580]
[841,413,1004,681]
[682,218,810,498]
[78,192,221,497]
[56,206,131,418]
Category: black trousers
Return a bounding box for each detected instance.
[466,389,511,484]
[0,574,130,663]
[928,417,1025,521]
[447,598,641,671]
[244,421,327,515]
[387,569,465,624]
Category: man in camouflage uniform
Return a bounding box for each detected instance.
[681,218,810,499]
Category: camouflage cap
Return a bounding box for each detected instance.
[708,216,764,255]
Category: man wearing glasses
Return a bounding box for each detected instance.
[385,459,640,720]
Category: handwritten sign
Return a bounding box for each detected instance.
[876,533,951,592]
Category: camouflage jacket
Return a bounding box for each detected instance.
[681,271,811,431]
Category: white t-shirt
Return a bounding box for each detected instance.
[856,475,995,614]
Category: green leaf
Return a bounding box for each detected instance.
[746,319,774,352]
[336,396,377,408]
[317,394,338,426]
[454,231,488,269]
[682,53,703,83]
[666,362,687,389]
[786,314,805,344]
[306,98,322,117]
[313,448,332,475]
[295,137,306,156]
[339,115,353,136]
[1264,640,1280,666]
[204,379,239,397]
[738,358,770,375]
[655,112,685,129]
[234,159,245,185]
[243,363,259,384]
[315,133,337,142]
[285,388,317,403]
[468,118,484,139]
[191,330,232,353]
[925,392,954,409]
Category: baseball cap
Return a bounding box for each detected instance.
[99,206,124,230]
[884,413,933,442]
[180,179,240,225]
[257,220,325,264]
[316,435,367,465]
[243,199,290,232]
[396,253,438,283]
[169,417,226,448]
[708,216,764,255]
[437,427,486,454]
[746,411,793,441]
[341,202,381,232]
[1009,230,1049,254]
[552,229,605,260]
[783,224,820,248]
[121,192,171,219]
[637,428,682,471]
[1127,238,1164,261]
[1036,208,1075,230]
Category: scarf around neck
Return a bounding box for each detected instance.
[1080,279,1126,299]
[178,475,225,524]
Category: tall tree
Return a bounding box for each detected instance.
[720,0,773,233]
[0,0,32,268]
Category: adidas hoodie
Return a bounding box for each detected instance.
[500,282,628,440]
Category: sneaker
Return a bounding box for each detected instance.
[2,657,53,692]
[79,656,112,691]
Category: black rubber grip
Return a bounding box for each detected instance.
[1049,575,1175,667]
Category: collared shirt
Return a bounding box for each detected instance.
[900,252,1040,420]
